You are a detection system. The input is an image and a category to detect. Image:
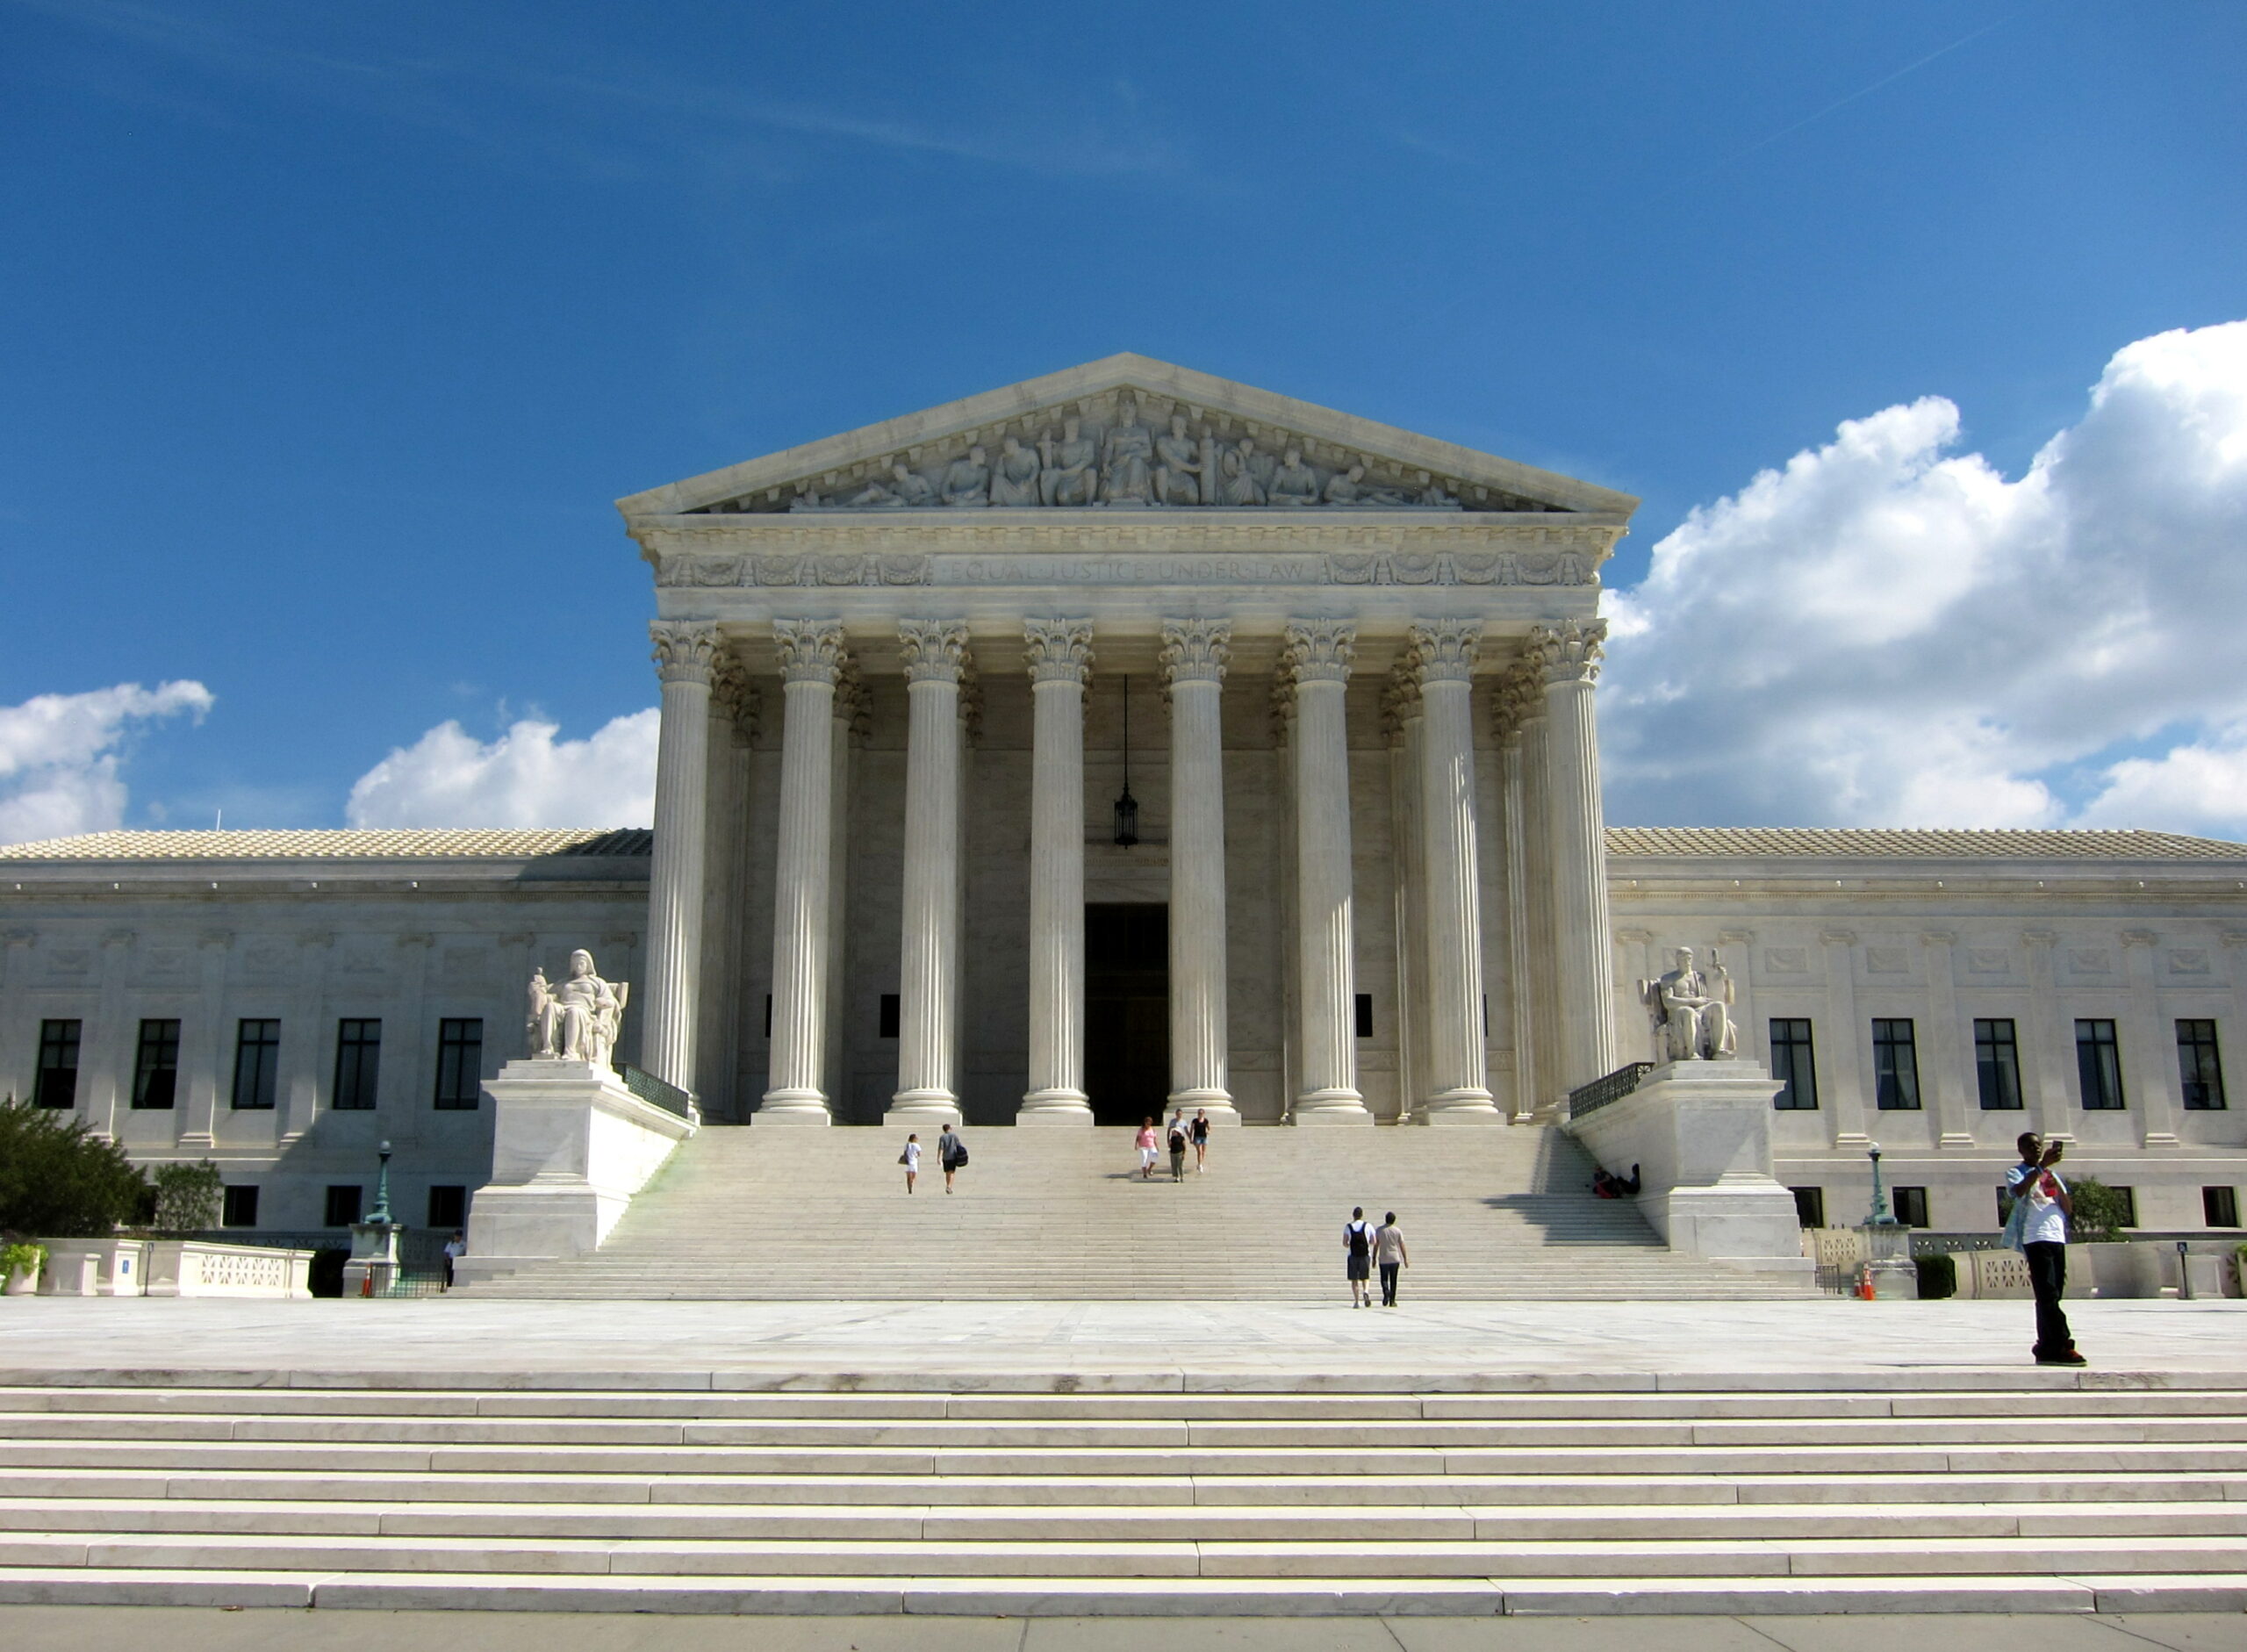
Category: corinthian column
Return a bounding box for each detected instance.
[889,621,970,1127]
[1533,619,1619,1097]
[758,619,846,1125]
[1161,619,1238,1124]
[1283,621,1370,1124]
[1411,621,1498,1124]
[1493,673,1540,1121]
[1020,618,1094,1124]
[643,620,721,1095]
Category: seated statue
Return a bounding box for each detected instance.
[940,446,992,506]
[1267,446,1321,506]
[1039,417,1096,506]
[1640,946,1735,1062]
[1100,396,1156,505]
[1325,463,1374,506]
[528,949,630,1071]
[1153,414,1205,506]
[990,435,1042,506]
[1217,438,1266,506]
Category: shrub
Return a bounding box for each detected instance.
[1,1242,47,1286]
[308,1248,349,1298]
[1914,1253,1958,1300]
[149,1161,224,1234]
[2065,1175,2132,1245]
[0,1099,152,1239]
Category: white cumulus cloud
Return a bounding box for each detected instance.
[1602,320,2247,836]
[345,710,660,830]
[0,681,215,844]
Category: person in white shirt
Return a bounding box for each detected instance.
[441,1231,466,1290]
[2003,1131,2084,1366]
[1373,1214,1409,1307]
[901,1133,922,1195]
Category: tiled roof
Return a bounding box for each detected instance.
[1604,827,2247,861]
[0,828,654,861]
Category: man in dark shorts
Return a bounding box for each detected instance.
[1343,1206,1375,1308]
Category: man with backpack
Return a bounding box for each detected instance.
[1343,1206,1375,1308]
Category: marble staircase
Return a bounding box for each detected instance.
[0,1373,2243,1613]
[470,1123,1805,1301]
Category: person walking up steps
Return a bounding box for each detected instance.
[1190,1108,1211,1174]
[1136,1117,1159,1180]
[2004,1131,2085,1367]
[938,1123,967,1194]
[900,1132,922,1195]
[1167,1117,1189,1182]
[1375,1211,1409,1306]
[1343,1207,1375,1307]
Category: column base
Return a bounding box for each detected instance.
[1167,1088,1240,1125]
[754,1089,832,1126]
[1419,1088,1502,1126]
[1018,1089,1093,1126]
[885,1089,962,1129]
[1293,1089,1372,1126]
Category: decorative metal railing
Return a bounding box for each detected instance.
[1566,1061,1655,1121]
[621,1063,697,1121]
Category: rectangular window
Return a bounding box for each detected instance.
[2179,1020,2227,1111]
[427,1184,468,1230]
[323,1184,363,1227]
[2203,1186,2239,1228]
[2076,1018,2126,1110]
[1354,994,1374,1039]
[432,1018,483,1110]
[1789,1186,1826,1229]
[33,1019,81,1109]
[131,1019,181,1110]
[220,1185,259,1229]
[878,994,900,1039]
[1770,1019,1819,1110]
[1973,1018,2023,1111]
[333,1019,381,1111]
[1892,1186,1930,1228]
[1872,1019,1921,1110]
[2111,1186,2138,1228]
[230,1019,280,1110]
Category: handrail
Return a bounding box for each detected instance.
[621,1063,698,1122]
[1567,1061,1655,1121]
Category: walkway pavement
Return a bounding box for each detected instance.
[1,1296,2243,1385]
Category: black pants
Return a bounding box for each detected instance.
[2023,1240,2074,1356]
[1170,1149,1186,1180]
[1379,1262,1400,1306]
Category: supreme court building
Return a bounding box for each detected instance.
[5,356,2246,1238]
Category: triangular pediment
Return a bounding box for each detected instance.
[617,354,1637,521]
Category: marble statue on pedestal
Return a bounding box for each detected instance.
[1641,947,1736,1062]
[528,949,629,1071]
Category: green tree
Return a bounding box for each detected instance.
[0,1099,152,1239]
[150,1160,224,1233]
[2063,1174,2133,1244]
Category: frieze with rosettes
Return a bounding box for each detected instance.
[653,547,1593,590]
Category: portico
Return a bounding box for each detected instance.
[618,355,1638,1127]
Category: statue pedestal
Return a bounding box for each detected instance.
[1565,1059,1812,1281]
[455,1059,697,1289]
[342,1222,402,1298]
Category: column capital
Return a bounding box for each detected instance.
[1408,619,1482,686]
[1281,619,1355,685]
[833,666,871,739]
[1490,666,1543,745]
[1530,618,1607,686]
[712,654,760,746]
[1380,670,1421,743]
[1159,617,1232,687]
[650,621,722,686]
[1024,617,1095,686]
[899,619,972,685]
[774,619,848,686]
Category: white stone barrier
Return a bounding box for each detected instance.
[456,1058,697,1287]
[144,1241,315,1298]
[1565,1059,1812,1281]
[35,1239,147,1296]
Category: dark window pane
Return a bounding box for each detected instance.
[34,1019,81,1109]
[323,1185,363,1227]
[2111,1186,2138,1228]
[1975,1018,2023,1110]
[333,1019,381,1111]
[1892,1186,1929,1228]
[1353,994,1374,1039]
[2179,1020,2227,1111]
[427,1185,469,1230]
[2203,1186,2238,1228]
[220,1185,259,1228]
[433,1018,483,1110]
[878,994,900,1039]
[1872,1019,1921,1110]
[1789,1186,1825,1228]
[132,1019,180,1110]
[2076,1019,2126,1110]
[230,1019,280,1110]
[1770,1019,1819,1110]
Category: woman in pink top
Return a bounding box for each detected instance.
[1136,1117,1159,1180]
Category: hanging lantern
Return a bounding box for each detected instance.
[1114,675,1139,847]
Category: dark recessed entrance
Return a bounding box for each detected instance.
[1086,902,1169,1127]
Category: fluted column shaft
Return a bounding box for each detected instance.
[1021,619,1094,1124]
[1162,620,1237,1122]
[1385,679,1429,1124]
[1412,622,1498,1123]
[1498,725,1537,1120]
[1535,621,1618,1098]
[1284,621,1369,1124]
[890,621,968,1125]
[644,621,720,1095]
[759,619,846,1124]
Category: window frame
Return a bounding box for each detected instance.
[1892,1185,1930,1228]
[1973,1017,2024,1111]
[33,1018,82,1110]
[229,1018,281,1111]
[333,1018,382,1111]
[432,1017,484,1110]
[2179,1019,2227,1111]
[323,1184,363,1227]
[1770,1018,1819,1110]
[131,1018,181,1110]
[1871,1017,1922,1111]
[220,1184,260,1229]
[2075,1017,2127,1111]
[427,1184,469,1230]
[2202,1186,2239,1229]
[1789,1186,1826,1229]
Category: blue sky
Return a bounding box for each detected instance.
[3,1,2243,837]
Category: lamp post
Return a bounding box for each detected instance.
[368,1138,394,1226]
[1865,1143,1893,1226]
[345,1138,402,1298]
[1859,1142,1916,1299]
